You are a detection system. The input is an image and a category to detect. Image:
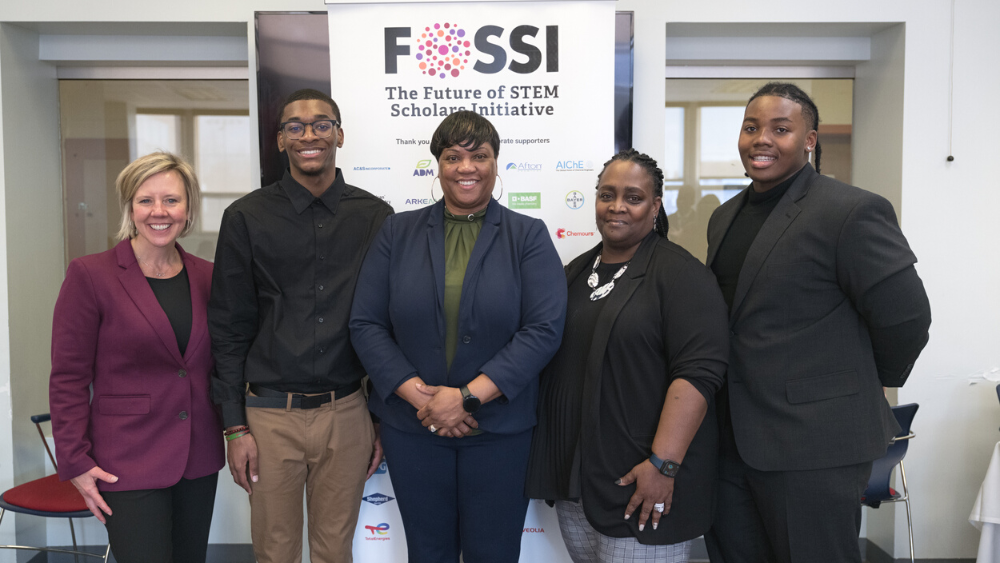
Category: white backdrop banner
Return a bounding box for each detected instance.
[327,1,615,560]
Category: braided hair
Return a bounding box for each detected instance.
[747,82,822,174]
[597,149,669,238]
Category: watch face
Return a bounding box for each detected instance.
[463,395,482,414]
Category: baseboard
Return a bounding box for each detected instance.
[25,544,255,562]
[860,538,976,563]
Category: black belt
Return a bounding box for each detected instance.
[245,381,361,409]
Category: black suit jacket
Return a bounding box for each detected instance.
[707,164,927,471]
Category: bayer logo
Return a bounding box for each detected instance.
[565,191,585,210]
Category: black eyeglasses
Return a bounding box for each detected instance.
[279,119,339,140]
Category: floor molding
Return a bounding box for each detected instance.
[25,544,255,562]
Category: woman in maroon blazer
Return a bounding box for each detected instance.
[49,152,225,563]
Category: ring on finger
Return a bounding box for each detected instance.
[653,503,665,513]
[428,424,438,433]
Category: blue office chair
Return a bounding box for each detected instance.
[0,413,110,562]
[861,403,918,563]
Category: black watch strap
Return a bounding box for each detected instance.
[649,453,681,477]
[460,385,481,414]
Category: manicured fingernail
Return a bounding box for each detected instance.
[638,524,644,531]
[614,478,622,485]
[624,513,630,520]
[653,523,658,530]
[252,475,258,483]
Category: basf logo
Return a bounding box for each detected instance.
[508,192,541,210]
[565,190,584,209]
[364,523,391,541]
[414,159,435,177]
[555,160,594,172]
[556,228,595,239]
[362,493,395,506]
[506,162,543,172]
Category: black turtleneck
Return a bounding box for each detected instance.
[711,165,806,311]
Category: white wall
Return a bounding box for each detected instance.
[1,0,998,559]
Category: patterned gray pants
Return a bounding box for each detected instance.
[555,500,692,563]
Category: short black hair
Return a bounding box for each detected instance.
[278,89,342,128]
[597,148,669,238]
[748,82,822,173]
[430,111,500,160]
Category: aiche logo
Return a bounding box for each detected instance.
[556,228,595,239]
[385,24,559,77]
[505,162,542,172]
[362,493,395,506]
[565,190,584,209]
[508,192,541,210]
[414,159,435,177]
[555,160,594,172]
[364,523,391,541]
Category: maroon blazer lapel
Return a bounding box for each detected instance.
[178,245,208,362]
[114,240,185,365]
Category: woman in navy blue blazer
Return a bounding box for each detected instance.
[350,111,567,563]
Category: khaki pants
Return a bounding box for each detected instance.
[246,388,374,563]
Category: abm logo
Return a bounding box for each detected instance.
[386,23,558,77]
[362,493,395,506]
[414,159,435,177]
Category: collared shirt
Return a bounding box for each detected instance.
[209,169,393,427]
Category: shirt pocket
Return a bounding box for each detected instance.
[785,370,859,404]
[97,395,151,416]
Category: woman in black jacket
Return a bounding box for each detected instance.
[526,149,729,562]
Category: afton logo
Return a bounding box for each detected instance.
[565,190,584,209]
[506,162,542,172]
[414,159,435,177]
[385,24,558,76]
[556,228,595,239]
[364,523,391,541]
[362,493,395,506]
[506,163,517,170]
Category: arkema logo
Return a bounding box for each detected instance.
[364,523,391,541]
[362,493,395,506]
[506,162,542,172]
[556,228,595,239]
[405,198,435,206]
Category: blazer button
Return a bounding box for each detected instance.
[462,335,471,344]
[178,369,187,378]
[178,411,188,420]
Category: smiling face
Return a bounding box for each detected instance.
[595,160,662,262]
[130,170,188,249]
[277,99,344,185]
[438,142,497,215]
[739,95,817,192]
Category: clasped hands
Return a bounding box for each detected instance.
[415,383,478,437]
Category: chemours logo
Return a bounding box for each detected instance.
[505,162,543,172]
[556,228,595,239]
[414,159,435,177]
[509,192,541,210]
[364,523,391,541]
[555,160,594,172]
[565,190,584,209]
[362,493,395,506]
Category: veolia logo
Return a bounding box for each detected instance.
[385,23,559,78]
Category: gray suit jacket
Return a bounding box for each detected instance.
[707,164,921,471]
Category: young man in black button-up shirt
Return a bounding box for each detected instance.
[209,89,392,563]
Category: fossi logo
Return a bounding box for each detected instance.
[414,159,435,177]
[565,190,584,209]
[385,23,559,78]
[362,493,395,506]
[556,228,595,239]
[506,162,543,172]
[364,523,391,541]
[508,192,541,210]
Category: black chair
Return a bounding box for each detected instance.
[861,403,918,563]
[0,413,110,562]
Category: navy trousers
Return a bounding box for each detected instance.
[381,424,532,563]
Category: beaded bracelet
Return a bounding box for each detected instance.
[224,425,249,436]
[226,430,250,442]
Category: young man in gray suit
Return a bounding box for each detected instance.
[703,83,931,563]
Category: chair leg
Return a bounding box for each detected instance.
[69,517,81,563]
[0,507,5,527]
[899,461,914,563]
[102,541,112,563]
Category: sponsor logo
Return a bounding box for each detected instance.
[556,228,595,239]
[353,166,392,171]
[414,159,435,177]
[362,493,395,506]
[555,160,594,172]
[508,192,541,210]
[565,190,584,209]
[364,523,391,541]
[374,460,388,475]
[405,198,435,205]
[506,162,543,172]
[523,527,545,533]
[385,23,559,78]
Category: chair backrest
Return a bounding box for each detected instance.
[863,403,919,506]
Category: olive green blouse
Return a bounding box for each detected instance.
[443,206,486,370]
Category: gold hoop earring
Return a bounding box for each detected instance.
[494,175,504,201]
[430,176,441,202]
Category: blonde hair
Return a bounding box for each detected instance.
[115,152,201,241]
